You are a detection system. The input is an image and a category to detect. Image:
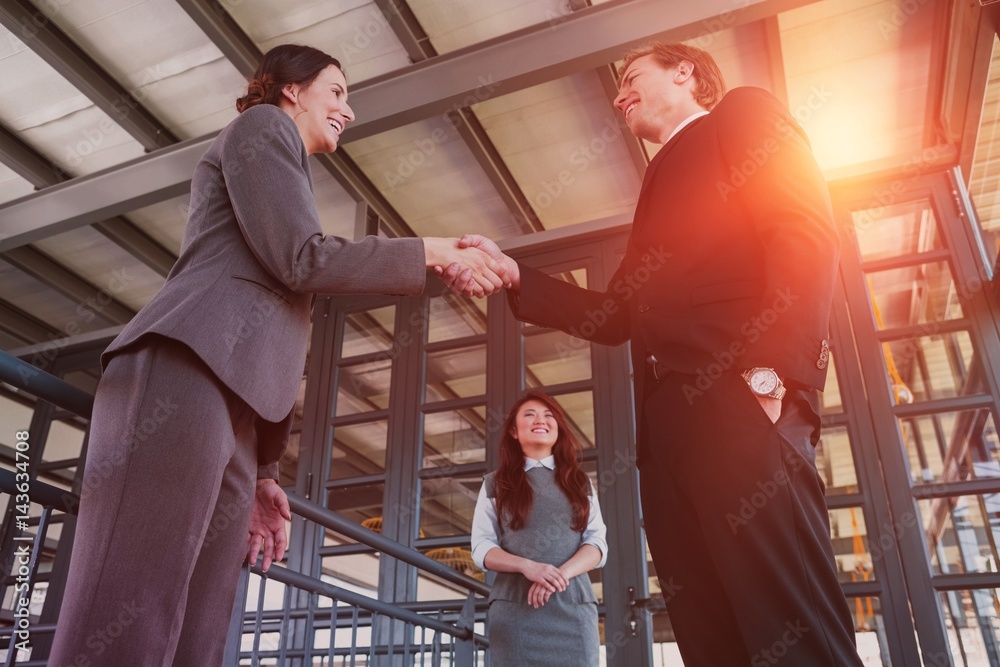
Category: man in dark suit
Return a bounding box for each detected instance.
[454,43,862,665]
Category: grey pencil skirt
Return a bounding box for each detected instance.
[487,594,599,666]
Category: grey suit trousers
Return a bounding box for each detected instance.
[48,336,259,667]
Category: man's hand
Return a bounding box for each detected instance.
[435,234,520,296]
[755,394,782,424]
[424,237,507,298]
[246,479,291,572]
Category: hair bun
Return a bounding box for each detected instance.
[236,73,275,113]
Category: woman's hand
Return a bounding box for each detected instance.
[520,560,568,593]
[527,581,554,609]
[246,479,291,572]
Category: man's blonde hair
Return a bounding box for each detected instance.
[619,43,726,110]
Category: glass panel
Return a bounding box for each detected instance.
[320,553,380,594]
[421,407,487,469]
[968,34,1000,271]
[426,290,487,343]
[881,331,977,405]
[524,329,592,387]
[848,597,890,666]
[44,419,85,463]
[341,305,395,358]
[816,426,859,493]
[549,391,596,450]
[851,200,943,262]
[329,422,388,480]
[866,261,963,331]
[779,0,934,173]
[903,409,1000,485]
[326,482,385,527]
[416,562,483,601]
[425,344,486,402]
[829,507,876,584]
[418,472,482,539]
[917,495,1000,576]
[336,358,392,416]
[937,589,1000,666]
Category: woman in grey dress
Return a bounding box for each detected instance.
[471,390,608,666]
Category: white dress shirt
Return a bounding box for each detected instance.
[665,110,710,144]
[470,455,609,570]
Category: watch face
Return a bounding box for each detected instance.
[749,369,778,395]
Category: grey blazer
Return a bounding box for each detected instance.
[104,104,427,467]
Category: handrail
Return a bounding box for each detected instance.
[0,347,491,597]
[287,493,490,597]
[0,351,94,419]
[0,469,77,515]
[245,562,488,646]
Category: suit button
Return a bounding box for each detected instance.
[638,304,650,313]
[817,359,827,369]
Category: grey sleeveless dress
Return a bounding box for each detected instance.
[484,468,600,666]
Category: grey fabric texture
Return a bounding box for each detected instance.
[104,104,426,445]
[484,467,600,666]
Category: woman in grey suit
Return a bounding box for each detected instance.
[471,391,608,666]
[49,44,506,667]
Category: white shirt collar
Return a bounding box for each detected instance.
[524,455,556,471]
[665,110,710,144]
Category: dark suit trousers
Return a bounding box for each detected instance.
[639,370,862,667]
[48,337,259,667]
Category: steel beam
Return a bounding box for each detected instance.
[0,0,178,150]
[0,0,818,248]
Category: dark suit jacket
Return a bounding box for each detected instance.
[510,87,839,444]
[105,104,427,471]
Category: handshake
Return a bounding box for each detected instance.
[425,234,519,298]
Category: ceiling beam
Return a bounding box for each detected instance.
[346,0,818,140]
[0,0,178,151]
[0,111,176,275]
[0,247,135,324]
[0,300,56,344]
[596,64,647,179]
[370,0,542,233]
[0,122,68,187]
[175,0,417,238]
[91,219,175,277]
[0,0,818,249]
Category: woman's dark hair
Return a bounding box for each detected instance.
[236,44,343,113]
[494,391,591,532]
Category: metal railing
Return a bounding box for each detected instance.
[0,350,490,666]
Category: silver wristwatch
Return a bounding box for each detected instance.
[741,367,786,400]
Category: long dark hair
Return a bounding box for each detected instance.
[494,391,591,532]
[236,44,343,113]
